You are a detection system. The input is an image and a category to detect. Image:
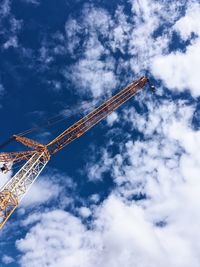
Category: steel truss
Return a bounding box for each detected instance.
[0,151,49,228]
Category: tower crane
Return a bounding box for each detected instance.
[0,76,151,229]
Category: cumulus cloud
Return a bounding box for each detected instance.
[64,33,117,98]
[78,206,92,218]
[20,176,62,207]
[3,35,18,49]
[16,210,98,267]
[2,255,14,264]
[0,0,10,17]
[84,99,200,267]
[106,111,119,126]
[20,171,75,208]
[0,0,22,50]
[64,0,200,98]
[151,2,200,97]
[173,2,200,40]
[152,41,200,96]
[16,97,200,267]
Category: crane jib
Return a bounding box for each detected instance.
[47,76,148,154]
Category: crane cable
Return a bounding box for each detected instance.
[0,99,100,149]
[16,100,99,136]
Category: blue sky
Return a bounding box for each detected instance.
[0,0,200,266]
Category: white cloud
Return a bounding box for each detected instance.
[39,46,54,64]
[64,34,117,98]
[65,19,82,55]
[64,0,200,98]
[20,172,74,208]
[0,1,22,50]
[0,0,10,17]
[86,149,113,181]
[151,2,200,97]
[82,96,200,267]
[152,38,200,97]
[81,5,111,37]
[2,255,14,265]
[78,207,91,218]
[3,36,18,49]
[16,187,200,267]
[107,112,119,126]
[89,193,100,203]
[174,2,200,40]
[20,177,62,207]
[16,210,99,267]
[64,5,122,97]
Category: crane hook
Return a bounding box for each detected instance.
[147,78,156,93]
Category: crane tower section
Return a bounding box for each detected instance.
[0,151,49,228]
[0,76,149,229]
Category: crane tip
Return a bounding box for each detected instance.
[146,77,156,93]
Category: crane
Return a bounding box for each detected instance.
[0,76,151,229]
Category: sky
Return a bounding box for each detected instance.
[0,0,200,266]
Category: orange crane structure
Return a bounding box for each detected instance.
[0,76,151,228]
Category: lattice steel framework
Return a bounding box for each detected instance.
[0,151,49,228]
[0,76,150,228]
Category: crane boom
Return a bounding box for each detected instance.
[47,76,148,154]
[0,76,150,229]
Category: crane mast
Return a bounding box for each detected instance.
[0,76,149,228]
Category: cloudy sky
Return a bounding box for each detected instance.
[0,0,200,266]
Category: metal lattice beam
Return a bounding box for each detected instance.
[47,76,148,154]
[0,151,50,229]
